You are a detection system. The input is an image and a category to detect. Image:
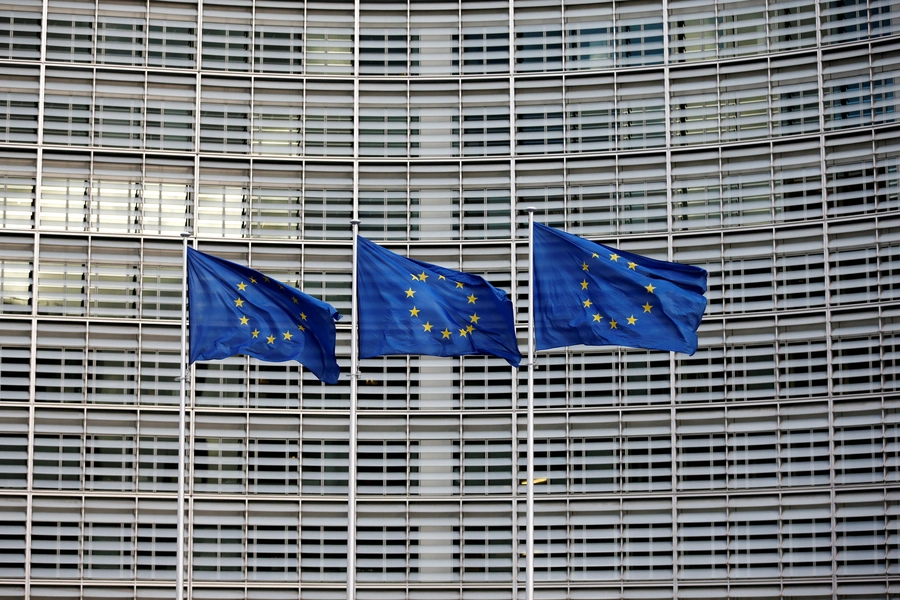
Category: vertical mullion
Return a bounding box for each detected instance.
[348,4,360,597]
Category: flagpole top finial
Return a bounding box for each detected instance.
[350,219,361,225]
[180,231,190,238]
[527,207,536,214]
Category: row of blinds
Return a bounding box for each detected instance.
[1,489,897,581]
[0,125,897,238]
[9,582,900,600]
[0,309,897,410]
[2,0,898,73]
[0,395,897,492]
[2,43,898,156]
[1,213,898,320]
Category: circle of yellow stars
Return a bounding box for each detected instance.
[580,250,655,331]
[232,277,309,350]
[407,270,478,341]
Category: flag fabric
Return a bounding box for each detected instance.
[532,222,707,355]
[187,247,341,384]
[357,236,521,367]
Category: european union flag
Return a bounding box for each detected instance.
[357,236,521,367]
[187,247,341,384]
[532,223,707,355]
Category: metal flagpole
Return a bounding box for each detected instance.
[526,208,536,600]
[177,231,190,600]
[348,219,361,600]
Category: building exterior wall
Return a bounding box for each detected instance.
[0,0,898,598]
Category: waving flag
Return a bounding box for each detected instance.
[187,247,341,383]
[532,223,707,355]
[357,236,520,367]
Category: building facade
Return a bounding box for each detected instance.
[0,0,898,598]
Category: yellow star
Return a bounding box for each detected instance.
[627,261,637,270]
[459,328,468,337]
[418,271,428,282]
[250,277,257,284]
[292,297,299,304]
[467,293,477,304]
[456,282,464,288]
[266,335,275,344]
[439,275,446,280]
[423,322,433,332]
[410,306,420,317]
[300,312,307,320]
[645,283,656,294]
[237,282,247,291]
[627,315,637,325]
[583,299,592,308]
[405,288,415,298]
[234,298,244,307]
[411,274,419,281]
[582,262,589,271]
[609,319,618,329]
[593,313,602,322]
[466,325,474,333]
[264,277,269,282]
[298,324,305,331]
[283,330,293,340]
[469,313,480,324]
[591,252,599,259]
[240,316,249,325]
[580,280,589,290]
[643,302,652,313]
[441,329,452,339]
[278,285,284,290]
[610,253,619,262]
[252,329,260,338]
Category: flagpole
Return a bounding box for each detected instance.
[177,231,190,600]
[526,208,536,600]
[348,219,361,600]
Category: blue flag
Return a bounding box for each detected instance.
[357,236,521,367]
[187,247,341,384]
[532,223,707,355]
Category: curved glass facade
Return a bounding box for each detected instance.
[0,0,899,598]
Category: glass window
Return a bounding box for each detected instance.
[148,1,197,68]
[97,0,146,66]
[254,1,304,74]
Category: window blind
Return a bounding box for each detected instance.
[0,234,33,315]
[146,73,196,152]
[514,4,563,73]
[83,498,136,579]
[359,1,408,76]
[200,78,251,154]
[0,65,39,144]
[460,5,509,75]
[46,0,94,63]
[305,1,354,76]
[254,1,304,74]
[515,77,564,155]
[0,495,26,577]
[410,81,460,158]
[96,0,146,66]
[202,1,252,72]
[410,3,460,76]
[253,79,303,156]
[148,1,197,69]
[192,500,245,581]
[564,1,614,70]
